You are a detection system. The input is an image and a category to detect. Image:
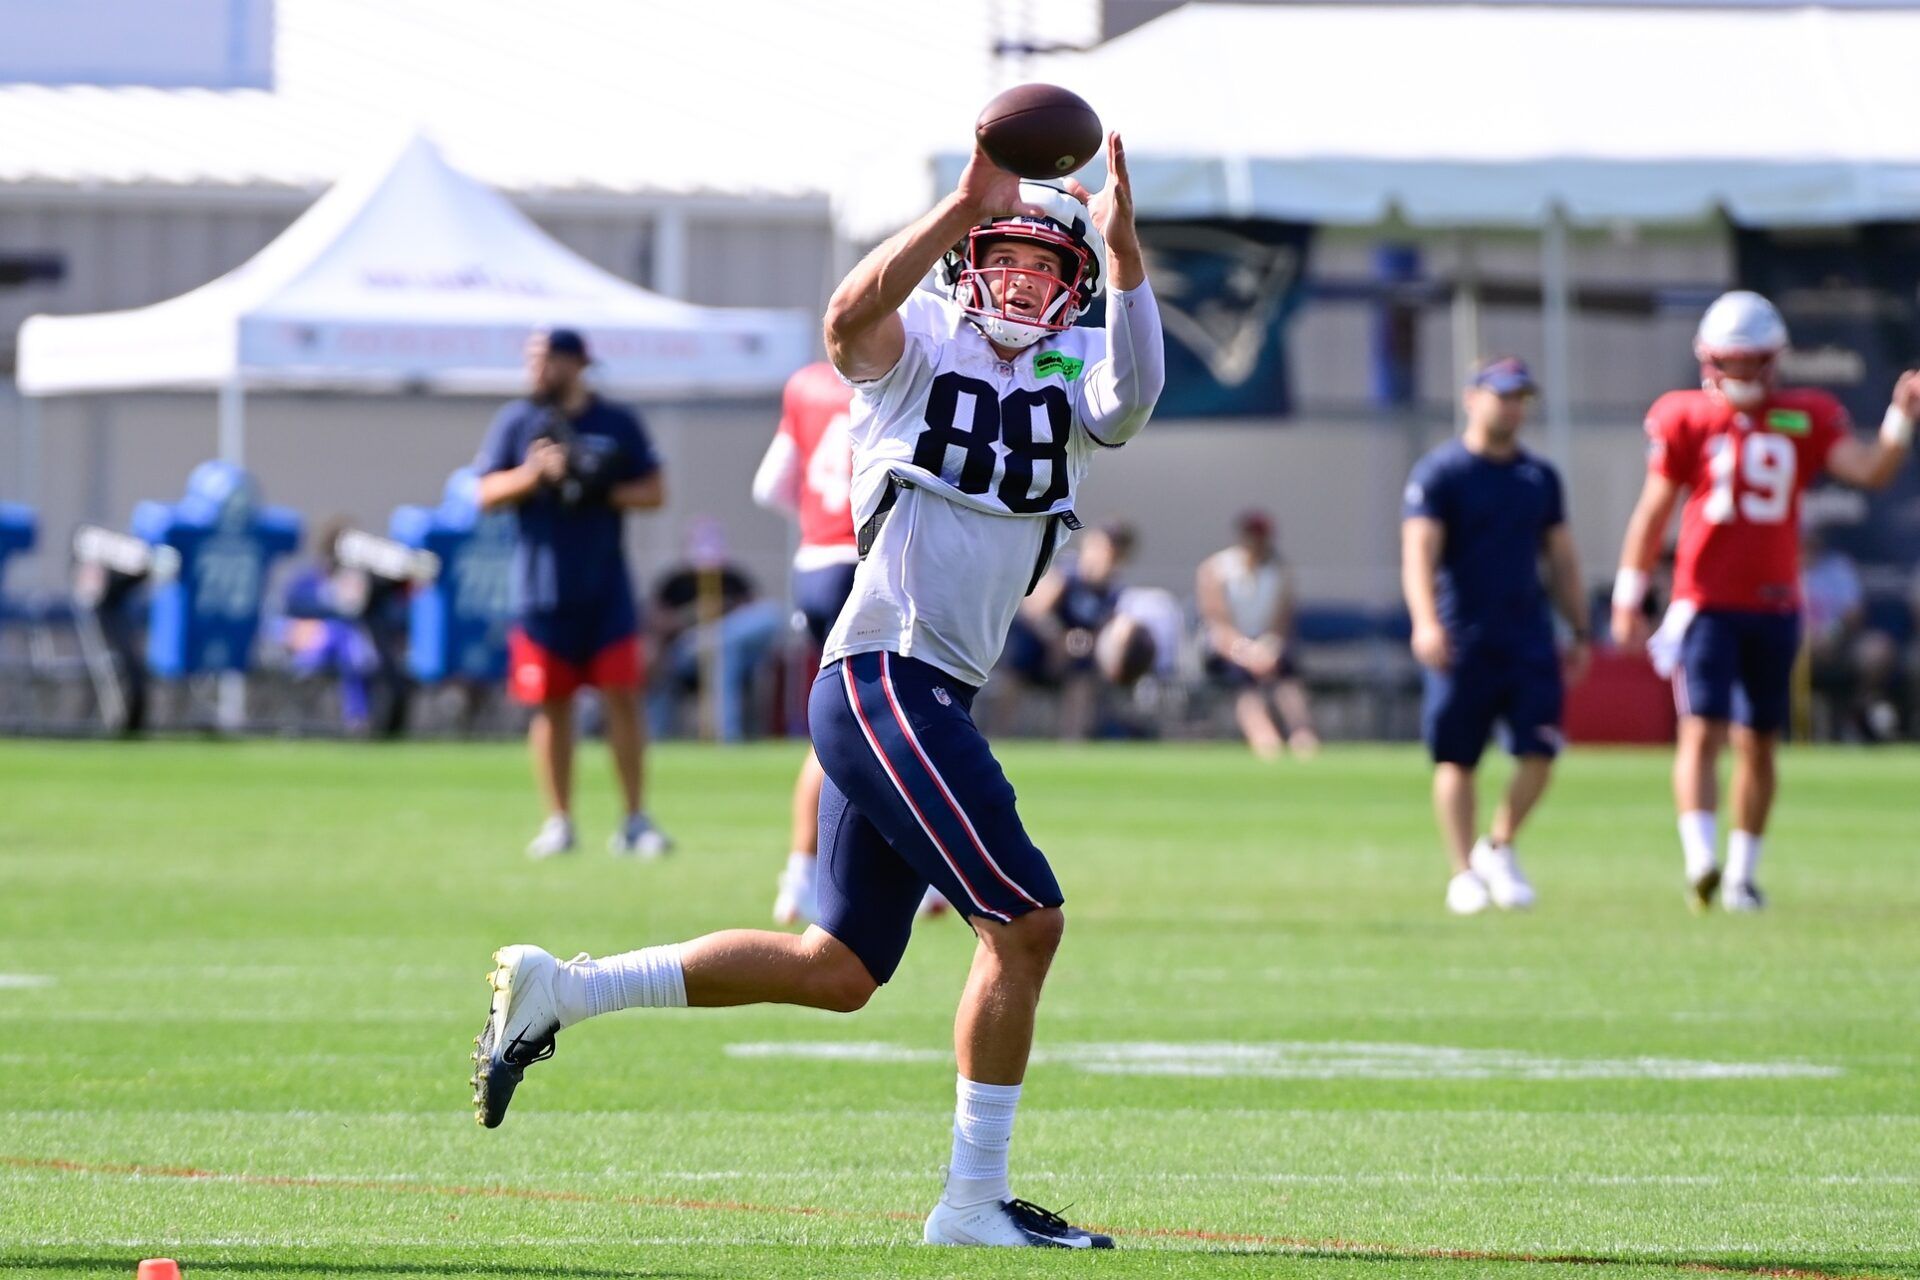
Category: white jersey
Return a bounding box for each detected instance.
[824,284,1163,686]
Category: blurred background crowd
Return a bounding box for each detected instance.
[3,0,1919,748]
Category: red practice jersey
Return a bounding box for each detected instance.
[1644,387,1849,612]
[778,362,856,552]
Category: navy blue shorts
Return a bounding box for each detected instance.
[1423,649,1564,767]
[793,563,857,645]
[1675,608,1800,734]
[808,651,1064,984]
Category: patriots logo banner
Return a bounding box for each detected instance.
[1128,219,1315,419]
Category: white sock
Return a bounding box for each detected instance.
[785,851,814,879]
[1726,830,1763,886]
[560,945,687,1026]
[945,1076,1020,1206]
[1678,811,1718,881]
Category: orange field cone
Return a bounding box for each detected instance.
[136,1261,181,1280]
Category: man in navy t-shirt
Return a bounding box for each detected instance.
[476,328,672,859]
[1401,357,1590,915]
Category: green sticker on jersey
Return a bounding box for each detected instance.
[1034,352,1084,381]
[1765,408,1811,436]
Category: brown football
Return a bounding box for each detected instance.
[975,83,1102,180]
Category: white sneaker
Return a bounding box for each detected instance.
[1446,869,1492,915]
[1723,880,1766,912]
[916,885,953,920]
[1470,838,1536,910]
[923,1195,1113,1249]
[525,815,575,859]
[772,859,817,926]
[609,814,672,859]
[471,944,567,1128]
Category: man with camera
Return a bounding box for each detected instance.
[476,328,671,859]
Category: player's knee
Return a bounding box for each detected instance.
[807,940,878,1013]
[997,906,1065,966]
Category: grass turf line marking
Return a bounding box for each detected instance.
[724,1040,1843,1081]
[0,975,53,989]
[0,1154,1897,1279]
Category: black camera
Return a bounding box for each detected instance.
[534,410,618,509]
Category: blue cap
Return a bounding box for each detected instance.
[542,327,591,361]
[1469,355,1536,395]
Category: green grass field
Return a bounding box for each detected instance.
[1,738,1915,1280]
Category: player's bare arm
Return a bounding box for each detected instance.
[477,440,566,510]
[609,472,666,511]
[1609,471,1680,650]
[823,147,1040,381]
[1401,516,1450,670]
[1825,369,1919,489]
[1544,524,1591,683]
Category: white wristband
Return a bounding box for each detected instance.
[1882,405,1915,448]
[1612,568,1648,610]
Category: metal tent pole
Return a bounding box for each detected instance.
[1541,205,1574,471]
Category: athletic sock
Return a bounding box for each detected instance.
[560,945,687,1026]
[1678,810,1718,881]
[785,851,814,878]
[1726,830,1763,886]
[945,1076,1021,1207]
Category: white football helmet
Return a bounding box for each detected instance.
[938,181,1107,351]
[1695,290,1789,410]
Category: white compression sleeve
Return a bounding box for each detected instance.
[1081,283,1166,447]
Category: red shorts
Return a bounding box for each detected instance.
[507,629,645,705]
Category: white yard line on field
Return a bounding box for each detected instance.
[724,1039,1844,1081]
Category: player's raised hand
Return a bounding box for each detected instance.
[1892,368,1920,420]
[956,146,1042,219]
[1411,619,1452,671]
[1067,133,1141,284]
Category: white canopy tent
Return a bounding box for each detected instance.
[837,2,1920,456]
[842,3,1920,234]
[18,134,814,462]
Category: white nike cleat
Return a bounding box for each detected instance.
[609,814,672,859]
[1723,880,1766,913]
[471,944,569,1128]
[1470,838,1536,910]
[525,815,575,860]
[772,861,817,926]
[1446,869,1492,915]
[923,1195,1114,1249]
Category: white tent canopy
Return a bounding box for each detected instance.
[18,134,813,403]
[837,2,1920,240]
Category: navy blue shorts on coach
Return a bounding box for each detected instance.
[1676,608,1800,734]
[1423,648,1564,767]
[793,562,857,645]
[808,651,1064,984]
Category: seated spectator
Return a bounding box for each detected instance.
[1197,510,1320,759]
[1001,523,1148,738]
[275,517,380,733]
[1803,527,1904,741]
[647,555,782,742]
